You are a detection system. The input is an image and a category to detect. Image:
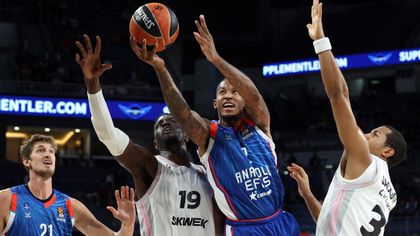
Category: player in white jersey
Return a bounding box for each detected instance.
[287,1,407,235]
[75,34,224,235]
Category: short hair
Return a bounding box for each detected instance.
[154,113,172,129]
[384,125,407,168]
[20,134,57,171]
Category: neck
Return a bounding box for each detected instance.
[219,115,243,127]
[159,146,190,166]
[27,174,53,200]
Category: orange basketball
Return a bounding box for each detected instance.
[129,2,179,52]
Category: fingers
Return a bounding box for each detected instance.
[75,53,81,64]
[106,206,118,218]
[75,41,87,58]
[129,188,135,201]
[194,19,205,36]
[114,189,121,202]
[193,32,204,44]
[319,3,323,18]
[84,34,93,54]
[199,15,209,32]
[95,35,101,56]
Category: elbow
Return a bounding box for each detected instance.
[326,87,349,101]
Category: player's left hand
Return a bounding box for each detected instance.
[307,0,325,41]
[287,163,312,198]
[106,186,136,226]
[194,15,220,63]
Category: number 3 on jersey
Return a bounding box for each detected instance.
[179,191,201,209]
[40,223,53,236]
[360,205,386,236]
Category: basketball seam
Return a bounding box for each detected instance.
[147,4,166,47]
[162,5,171,48]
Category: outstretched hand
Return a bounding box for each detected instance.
[129,37,165,69]
[75,34,112,80]
[193,15,219,63]
[106,186,136,226]
[307,0,325,41]
[287,163,312,198]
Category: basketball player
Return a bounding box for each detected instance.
[75,34,223,235]
[287,1,407,235]
[0,134,135,236]
[129,16,299,235]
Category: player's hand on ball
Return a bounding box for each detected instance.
[130,36,165,69]
[75,34,112,80]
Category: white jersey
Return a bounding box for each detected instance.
[316,155,397,236]
[135,155,215,236]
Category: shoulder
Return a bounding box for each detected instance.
[0,188,12,221]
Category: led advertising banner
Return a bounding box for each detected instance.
[262,48,420,77]
[0,95,168,120]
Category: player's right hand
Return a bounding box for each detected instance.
[75,34,112,80]
[287,163,312,198]
[130,36,165,69]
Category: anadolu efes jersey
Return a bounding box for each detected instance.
[200,118,284,220]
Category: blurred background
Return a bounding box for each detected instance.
[1,0,419,235]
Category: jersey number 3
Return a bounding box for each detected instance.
[179,191,201,209]
[360,205,386,236]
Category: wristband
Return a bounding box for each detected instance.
[313,37,332,54]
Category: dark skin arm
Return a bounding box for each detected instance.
[76,34,158,197]
[130,37,211,155]
[212,198,226,236]
[194,15,272,138]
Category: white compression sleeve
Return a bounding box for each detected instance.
[88,90,129,156]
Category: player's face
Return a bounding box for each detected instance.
[154,114,184,149]
[214,80,245,120]
[26,141,56,179]
[364,126,392,157]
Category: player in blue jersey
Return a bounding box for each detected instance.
[130,16,299,235]
[0,134,135,236]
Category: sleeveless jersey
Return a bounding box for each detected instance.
[200,119,284,220]
[1,185,74,236]
[135,155,215,236]
[316,155,397,236]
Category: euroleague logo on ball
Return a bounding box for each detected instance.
[129,2,179,52]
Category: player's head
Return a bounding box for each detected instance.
[213,79,245,124]
[20,134,57,179]
[153,113,188,151]
[364,125,407,167]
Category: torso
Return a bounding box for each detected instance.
[135,155,215,236]
[316,155,397,236]
[1,185,74,236]
[200,119,284,220]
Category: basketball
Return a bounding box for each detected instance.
[129,2,179,52]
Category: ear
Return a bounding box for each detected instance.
[382,147,395,159]
[213,98,217,109]
[22,158,31,169]
[153,139,158,151]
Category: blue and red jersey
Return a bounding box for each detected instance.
[2,185,74,236]
[200,118,285,220]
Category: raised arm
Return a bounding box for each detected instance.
[194,15,271,136]
[287,164,321,222]
[72,186,135,236]
[76,34,158,196]
[130,37,210,154]
[308,1,370,178]
[0,189,11,234]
